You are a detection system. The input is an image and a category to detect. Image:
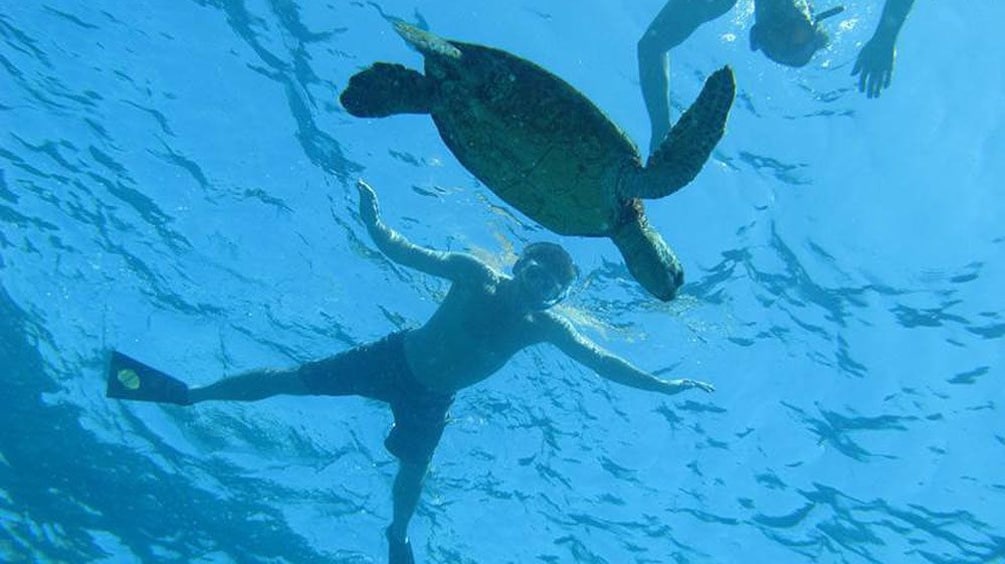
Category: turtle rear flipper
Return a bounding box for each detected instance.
[610,205,683,301]
[340,63,435,117]
[628,66,735,199]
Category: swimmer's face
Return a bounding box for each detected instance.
[514,258,571,310]
[750,10,828,67]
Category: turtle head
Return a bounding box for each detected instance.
[749,1,842,68]
[512,242,579,310]
[611,205,683,301]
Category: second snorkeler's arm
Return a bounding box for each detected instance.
[638,0,736,154]
[357,180,487,281]
[852,0,916,98]
[872,0,916,41]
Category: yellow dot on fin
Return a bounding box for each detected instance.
[117,368,140,390]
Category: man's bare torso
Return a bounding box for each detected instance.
[402,269,551,393]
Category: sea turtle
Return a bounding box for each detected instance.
[340,21,735,301]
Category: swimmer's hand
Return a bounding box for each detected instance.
[356,179,380,226]
[666,378,715,395]
[851,35,896,99]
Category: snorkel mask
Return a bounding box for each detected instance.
[750,3,845,67]
[512,242,578,310]
[514,256,578,311]
[513,257,573,310]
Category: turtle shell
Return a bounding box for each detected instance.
[425,42,643,237]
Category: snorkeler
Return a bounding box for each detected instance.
[638,0,917,152]
[106,179,715,564]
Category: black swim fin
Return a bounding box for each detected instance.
[386,527,417,564]
[105,350,190,405]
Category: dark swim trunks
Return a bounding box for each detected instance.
[297,331,454,465]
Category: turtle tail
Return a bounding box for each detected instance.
[630,66,735,200]
[340,63,434,117]
[610,202,683,301]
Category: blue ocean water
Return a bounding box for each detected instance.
[1,0,1002,562]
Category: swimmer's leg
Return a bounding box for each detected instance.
[387,460,426,564]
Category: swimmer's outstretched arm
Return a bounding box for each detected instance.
[638,0,736,154]
[356,179,489,282]
[541,314,714,396]
[852,0,916,98]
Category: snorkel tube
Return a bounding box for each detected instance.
[813,5,846,24]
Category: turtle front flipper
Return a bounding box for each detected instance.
[340,63,435,117]
[627,66,736,199]
[610,204,683,301]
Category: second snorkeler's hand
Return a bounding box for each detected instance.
[356,179,380,226]
[666,378,715,395]
[851,35,896,99]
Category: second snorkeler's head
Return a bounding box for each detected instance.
[750,1,844,68]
